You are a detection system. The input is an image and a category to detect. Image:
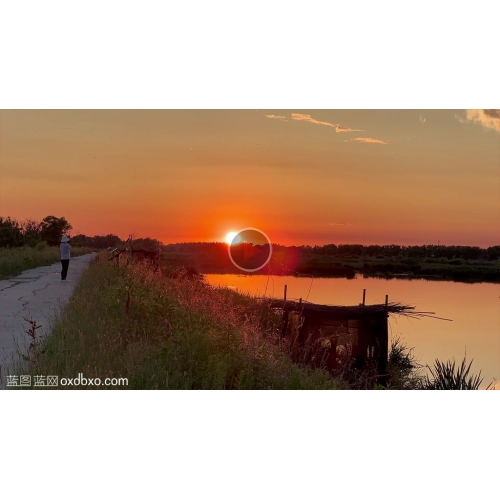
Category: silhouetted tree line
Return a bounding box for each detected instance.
[160,242,499,282]
[301,243,500,261]
[71,234,162,250]
[0,215,72,247]
[62,234,162,250]
[162,242,500,262]
[69,233,122,249]
[1,215,161,251]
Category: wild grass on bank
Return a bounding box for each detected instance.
[18,255,488,390]
[423,357,486,390]
[23,256,345,389]
[385,337,488,390]
[386,336,424,389]
[0,244,92,280]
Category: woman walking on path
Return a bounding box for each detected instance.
[60,235,71,280]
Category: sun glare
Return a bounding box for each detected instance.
[225,232,238,244]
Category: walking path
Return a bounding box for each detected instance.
[0,253,96,387]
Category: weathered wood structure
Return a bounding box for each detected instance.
[261,285,444,386]
[267,298,390,379]
[264,287,448,385]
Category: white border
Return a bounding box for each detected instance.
[0,1,498,108]
[1,2,499,498]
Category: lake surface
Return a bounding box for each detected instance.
[205,274,500,388]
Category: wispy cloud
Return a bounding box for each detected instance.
[290,113,336,127]
[335,125,363,132]
[419,114,426,125]
[329,222,350,226]
[351,137,388,144]
[266,113,386,143]
[266,113,362,132]
[456,109,500,133]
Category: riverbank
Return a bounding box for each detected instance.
[160,244,500,284]
[18,256,347,389]
[13,257,489,390]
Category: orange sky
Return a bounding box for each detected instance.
[0,109,499,247]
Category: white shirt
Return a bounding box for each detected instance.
[60,242,71,260]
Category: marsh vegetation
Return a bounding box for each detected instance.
[17,256,488,390]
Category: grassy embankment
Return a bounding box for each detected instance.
[18,255,487,389]
[0,244,93,280]
[21,255,347,389]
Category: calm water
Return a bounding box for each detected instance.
[205,274,500,388]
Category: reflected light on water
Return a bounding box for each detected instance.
[205,274,500,388]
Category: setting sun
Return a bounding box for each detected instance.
[225,232,238,244]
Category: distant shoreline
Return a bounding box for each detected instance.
[160,243,500,285]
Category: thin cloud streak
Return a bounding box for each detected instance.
[265,114,287,120]
[352,137,388,144]
[290,113,336,127]
[266,113,362,132]
[335,125,363,132]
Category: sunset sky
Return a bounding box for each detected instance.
[0,109,499,247]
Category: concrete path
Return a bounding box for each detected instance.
[0,253,96,387]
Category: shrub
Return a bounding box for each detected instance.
[423,357,484,390]
[34,241,48,251]
[386,337,423,389]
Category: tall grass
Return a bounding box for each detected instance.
[22,256,345,389]
[423,358,485,390]
[0,244,92,279]
[17,255,487,390]
[385,336,424,389]
[385,338,487,390]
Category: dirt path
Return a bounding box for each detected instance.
[0,253,96,387]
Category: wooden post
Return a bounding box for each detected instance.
[281,284,289,338]
[377,310,389,386]
[376,294,390,386]
[362,289,366,306]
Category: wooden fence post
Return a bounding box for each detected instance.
[281,284,289,337]
[378,294,390,386]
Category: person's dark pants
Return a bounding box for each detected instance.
[61,259,70,280]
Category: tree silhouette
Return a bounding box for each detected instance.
[0,217,23,247]
[39,215,72,246]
